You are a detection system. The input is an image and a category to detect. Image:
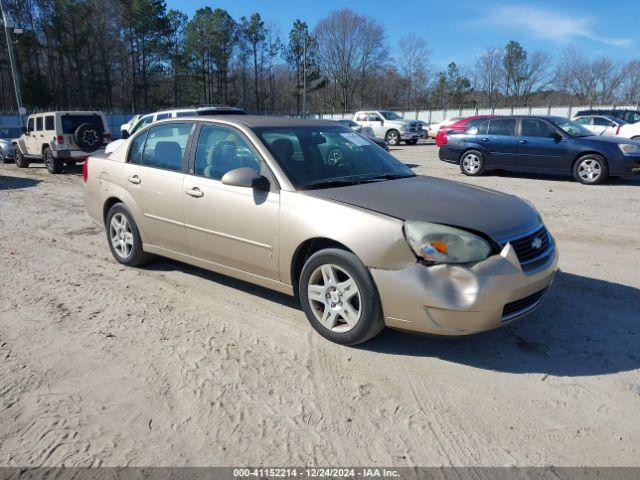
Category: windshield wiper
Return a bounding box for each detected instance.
[302,178,369,189]
[365,173,415,181]
[302,174,415,190]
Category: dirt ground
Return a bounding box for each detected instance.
[1,144,639,467]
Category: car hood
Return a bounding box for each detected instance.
[304,175,540,241]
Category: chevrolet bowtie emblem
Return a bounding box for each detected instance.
[531,237,543,249]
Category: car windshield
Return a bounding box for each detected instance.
[380,111,403,120]
[254,126,415,190]
[553,118,593,137]
[0,126,21,138]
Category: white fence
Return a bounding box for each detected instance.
[318,104,640,124]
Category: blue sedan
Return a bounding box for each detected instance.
[438,116,640,185]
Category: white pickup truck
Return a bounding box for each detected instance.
[353,110,423,146]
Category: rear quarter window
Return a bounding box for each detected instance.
[35,117,43,131]
[45,116,54,130]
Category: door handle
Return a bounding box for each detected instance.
[184,187,204,198]
[519,140,529,144]
[127,175,141,184]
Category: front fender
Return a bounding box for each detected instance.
[278,191,416,285]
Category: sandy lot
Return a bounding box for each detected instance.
[1,144,639,467]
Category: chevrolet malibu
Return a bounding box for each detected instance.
[439,116,640,185]
[84,116,558,345]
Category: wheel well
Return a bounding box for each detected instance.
[572,151,608,169]
[290,238,353,296]
[103,197,123,225]
[41,143,51,155]
[459,148,481,161]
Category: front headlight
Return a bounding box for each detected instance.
[618,144,640,154]
[401,124,411,132]
[404,221,492,264]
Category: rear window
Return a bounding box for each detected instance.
[61,114,104,134]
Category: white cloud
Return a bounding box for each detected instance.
[480,5,632,48]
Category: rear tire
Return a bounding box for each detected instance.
[299,248,384,345]
[43,147,63,174]
[14,149,29,168]
[105,203,152,267]
[631,136,640,140]
[573,154,608,185]
[459,150,486,176]
[65,160,77,167]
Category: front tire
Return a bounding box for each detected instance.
[460,150,486,176]
[299,248,384,345]
[105,203,152,267]
[43,147,63,174]
[14,149,29,168]
[385,129,400,146]
[573,154,608,185]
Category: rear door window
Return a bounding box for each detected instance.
[140,122,192,172]
[488,118,516,136]
[593,116,613,126]
[61,114,104,134]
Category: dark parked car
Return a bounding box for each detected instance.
[439,116,640,185]
[574,109,640,124]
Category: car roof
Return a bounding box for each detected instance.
[30,111,104,116]
[198,115,341,128]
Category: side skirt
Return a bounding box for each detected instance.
[143,243,294,296]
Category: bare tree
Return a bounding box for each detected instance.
[474,47,503,107]
[621,60,640,104]
[397,34,431,110]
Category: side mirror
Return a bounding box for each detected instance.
[221,167,270,190]
[550,132,563,141]
[120,130,130,140]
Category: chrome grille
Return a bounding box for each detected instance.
[501,225,553,271]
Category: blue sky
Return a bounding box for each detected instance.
[166,0,637,69]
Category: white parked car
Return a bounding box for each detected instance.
[120,114,142,137]
[427,117,461,138]
[573,115,640,140]
[107,108,197,154]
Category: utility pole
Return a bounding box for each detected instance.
[0,0,24,126]
[302,34,307,119]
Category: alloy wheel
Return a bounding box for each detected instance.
[109,213,134,259]
[307,264,362,333]
[578,158,602,183]
[462,153,481,174]
[386,131,399,146]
